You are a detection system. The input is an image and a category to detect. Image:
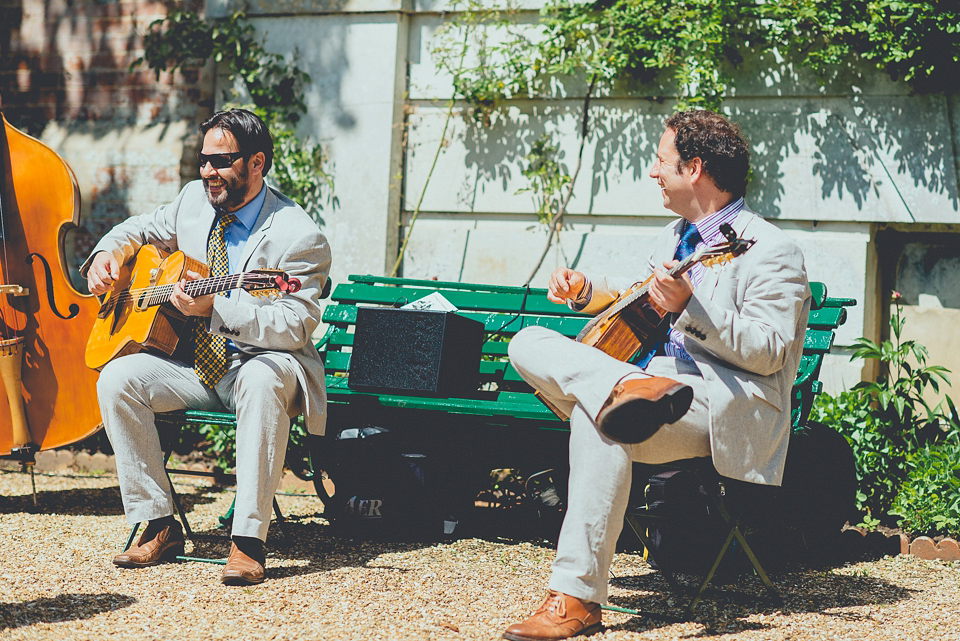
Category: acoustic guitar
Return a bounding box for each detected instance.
[85,244,301,370]
[576,223,755,363]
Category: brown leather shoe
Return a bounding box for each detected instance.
[113,523,185,568]
[503,591,602,641]
[596,376,693,444]
[221,542,266,585]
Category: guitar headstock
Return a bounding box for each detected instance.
[694,223,756,269]
[241,269,303,298]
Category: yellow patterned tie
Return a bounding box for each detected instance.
[193,211,237,387]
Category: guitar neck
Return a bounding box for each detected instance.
[143,274,246,307]
[665,251,701,279]
[183,273,245,298]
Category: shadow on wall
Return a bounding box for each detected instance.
[220,4,356,145]
[449,100,663,214]
[65,167,133,292]
[439,44,959,220]
[0,0,206,136]
[742,97,958,219]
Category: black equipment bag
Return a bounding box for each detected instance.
[312,425,443,541]
[637,467,746,576]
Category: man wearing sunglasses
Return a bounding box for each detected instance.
[82,108,331,586]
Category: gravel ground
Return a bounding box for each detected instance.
[2,468,959,641]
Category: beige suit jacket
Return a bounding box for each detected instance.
[581,207,810,485]
[82,180,332,435]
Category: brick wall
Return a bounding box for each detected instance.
[0,0,212,284]
[1,0,207,131]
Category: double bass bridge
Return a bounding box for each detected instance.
[0,284,29,297]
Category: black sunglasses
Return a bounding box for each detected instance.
[198,151,245,170]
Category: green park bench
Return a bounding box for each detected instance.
[147,274,856,582]
[318,274,854,443]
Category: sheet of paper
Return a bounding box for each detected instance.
[401,292,459,312]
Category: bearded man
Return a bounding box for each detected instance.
[83,108,331,585]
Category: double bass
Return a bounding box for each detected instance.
[0,112,103,464]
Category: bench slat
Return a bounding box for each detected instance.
[807,306,847,329]
[325,379,564,422]
[804,329,835,352]
[323,303,590,337]
[333,282,578,317]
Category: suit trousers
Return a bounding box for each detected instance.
[97,351,303,541]
[508,326,711,604]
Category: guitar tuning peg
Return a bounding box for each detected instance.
[272,276,289,292]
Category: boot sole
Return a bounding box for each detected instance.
[221,572,266,586]
[599,385,694,444]
[112,542,185,568]
[502,622,603,641]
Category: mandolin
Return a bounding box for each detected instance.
[576,223,755,364]
[85,244,301,370]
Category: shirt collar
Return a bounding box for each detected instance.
[228,183,267,230]
[690,197,744,244]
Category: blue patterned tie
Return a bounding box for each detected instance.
[193,211,237,387]
[674,222,701,262]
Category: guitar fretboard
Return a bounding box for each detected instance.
[113,273,250,308]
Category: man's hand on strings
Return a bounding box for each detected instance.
[170,270,215,317]
[547,267,587,304]
[86,251,120,296]
[649,260,694,314]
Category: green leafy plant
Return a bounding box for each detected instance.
[440,0,960,119]
[767,0,960,93]
[197,423,236,473]
[429,1,960,278]
[850,292,959,448]
[133,9,334,223]
[890,441,960,537]
[812,292,960,531]
[812,388,904,523]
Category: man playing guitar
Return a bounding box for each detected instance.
[503,110,811,640]
[83,109,331,586]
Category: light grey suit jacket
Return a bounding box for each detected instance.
[82,180,332,435]
[582,207,810,485]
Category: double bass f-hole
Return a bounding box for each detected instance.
[25,252,81,320]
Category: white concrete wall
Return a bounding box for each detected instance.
[208,0,960,393]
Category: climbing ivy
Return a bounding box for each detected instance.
[133,10,335,222]
[429,0,959,278]
[439,0,960,118]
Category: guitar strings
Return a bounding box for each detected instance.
[104,273,274,307]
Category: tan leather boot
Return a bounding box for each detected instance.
[221,541,266,585]
[502,590,602,641]
[112,522,185,568]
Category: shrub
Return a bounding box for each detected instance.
[890,441,960,537]
[811,292,960,534]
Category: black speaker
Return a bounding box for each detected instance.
[348,307,484,396]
